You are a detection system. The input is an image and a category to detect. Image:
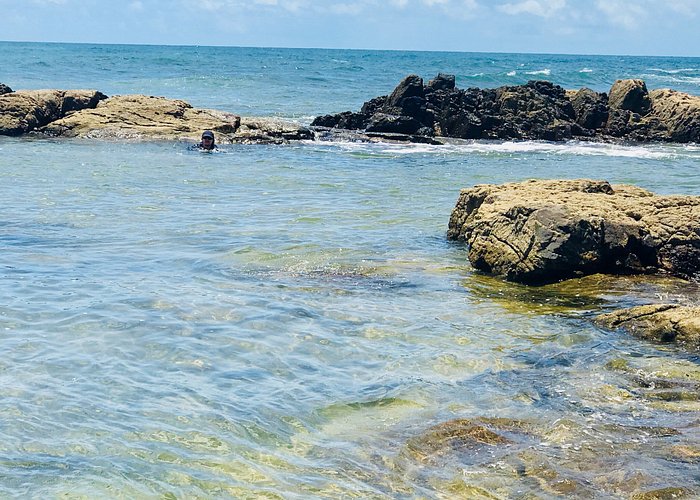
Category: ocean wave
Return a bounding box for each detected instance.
[525,69,551,76]
[506,71,517,77]
[647,67,699,74]
[316,139,698,160]
[639,73,700,87]
[579,68,594,73]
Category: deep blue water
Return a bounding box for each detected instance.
[1,42,700,498]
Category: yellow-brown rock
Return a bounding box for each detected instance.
[596,304,700,348]
[648,89,700,142]
[0,89,105,135]
[447,179,700,284]
[40,94,241,142]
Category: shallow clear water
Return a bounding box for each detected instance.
[2,137,699,498]
[2,43,700,497]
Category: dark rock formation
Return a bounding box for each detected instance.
[0,83,12,95]
[570,88,608,131]
[312,74,700,144]
[596,304,700,348]
[447,179,700,285]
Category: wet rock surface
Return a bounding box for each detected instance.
[447,179,700,285]
[312,74,700,143]
[596,304,700,348]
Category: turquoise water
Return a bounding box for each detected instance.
[2,43,700,497]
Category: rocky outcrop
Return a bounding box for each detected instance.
[312,74,700,144]
[1,87,312,143]
[596,304,700,348]
[40,94,240,141]
[648,88,700,143]
[447,179,700,285]
[0,89,106,135]
[0,83,13,95]
[40,94,313,144]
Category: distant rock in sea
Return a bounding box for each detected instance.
[312,74,700,144]
[2,75,699,145]
[0,86,312,144]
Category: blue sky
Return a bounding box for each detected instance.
[1,0,699,56]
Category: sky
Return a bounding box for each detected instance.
[0,0,698,56]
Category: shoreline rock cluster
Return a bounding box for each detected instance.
[313,74,700,143]
[448,178,700,349]
[0,84,312,144]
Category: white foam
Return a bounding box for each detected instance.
[525,68,551,76]
[314,139,699,160]
[579,68,594,73]
[506,71,517,77]
[640,73,700,86]
[648,67,698,74]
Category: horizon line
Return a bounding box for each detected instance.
[1,39,697,60]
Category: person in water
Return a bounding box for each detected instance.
[193,130,217,150]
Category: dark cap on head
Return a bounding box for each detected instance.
[202,130,215,139]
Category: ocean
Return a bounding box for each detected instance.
[1,42,700,498]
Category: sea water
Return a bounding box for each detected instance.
[1,42,700,498]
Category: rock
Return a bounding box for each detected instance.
[404,418,512,463]
[648,89,700,143]
[365,112,424,135]
[630,487,695,499]
[596,304,700,347]
[312,74,700,144]
[384,74,425,110]
[447,179,700,284]
[570,87,608,130]
[311,110,367,130]
[234,116,313,144]
[0,83,12,95]
[427,73,456,91]
[39,94,239,140]
[0,89,106,136]
[38,94,311,143]
[608,79,652,114]
[492,80,576,140]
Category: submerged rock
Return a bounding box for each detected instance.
[312,74,700,143]
[405,418,512,464]
[630,487,696,499]
[447,179,700,285]
[596,304,700,348]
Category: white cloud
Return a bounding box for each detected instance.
[327,2,364,14]
[498,0,565,17]
[595,0,648,29]
[667,0,699,16]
